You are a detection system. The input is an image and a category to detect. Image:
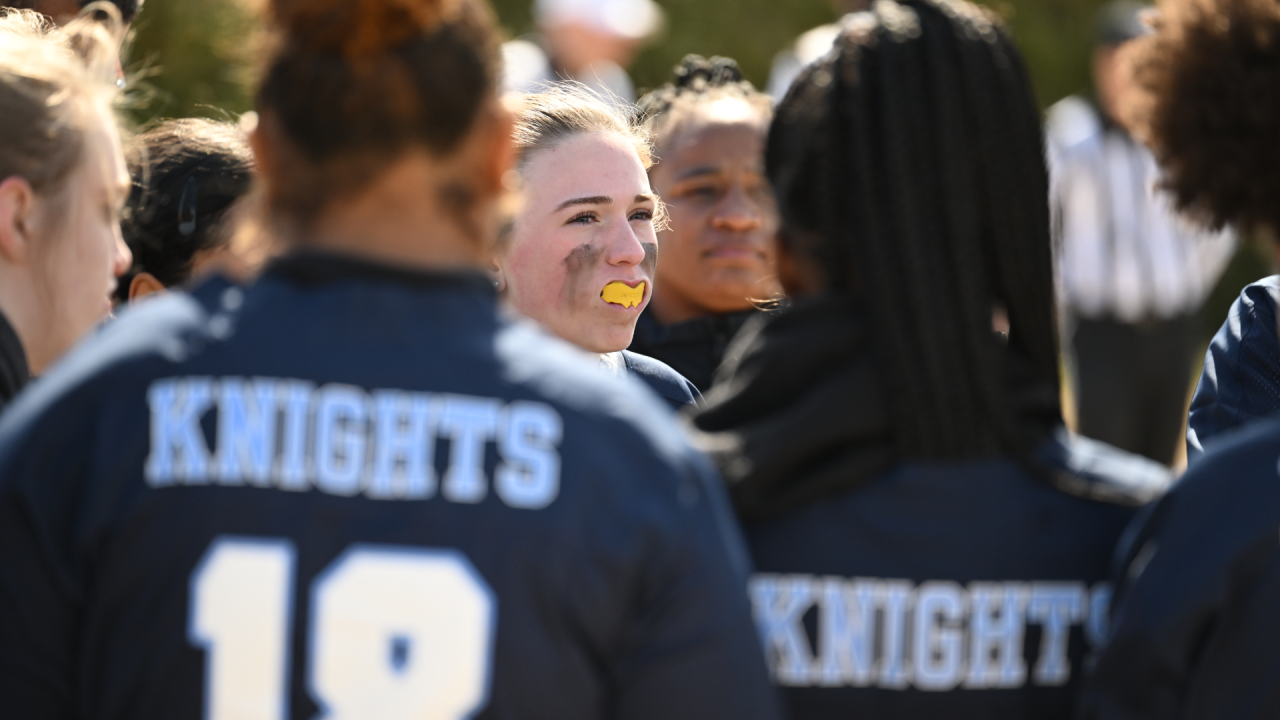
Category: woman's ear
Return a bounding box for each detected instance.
[481,102,516,197]
[0,176,37,266]
[490,257,507,293]
[128,271,167,301]
[247,112,277,187]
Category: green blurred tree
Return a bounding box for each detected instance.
[487,0,1109,107]
[125,0,1112,127]
[122,0,1270,339]
[123,0,257,125]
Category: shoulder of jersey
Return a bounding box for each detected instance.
[1150,419,1280,549]
[0,281,225,439]
[495,320,690,463]
[1182,418,1280,493]
[1238,275,1280,316]
[620,350,699,404]
[1037,427,1173,506]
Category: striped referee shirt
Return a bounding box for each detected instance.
[1046,96,1235,324]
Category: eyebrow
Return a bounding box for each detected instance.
[554,195,611,212]
[554,194,658,212]
[674,166,722,181]
[674,165,765,182]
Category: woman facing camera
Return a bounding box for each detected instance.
[690,1,1170,718]
[0,5,131,411]
[494,87,700,408]
[629,55,780,392]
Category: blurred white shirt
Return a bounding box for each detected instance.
[1046,96,1235,323]
[766,22,842,101]
[501,39,636,104]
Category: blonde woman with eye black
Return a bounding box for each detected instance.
[493,86,701,409]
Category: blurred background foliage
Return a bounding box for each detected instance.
[125,0,1113,123]
[123,0,1272,336]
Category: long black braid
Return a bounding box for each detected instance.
[766,0,1060,460]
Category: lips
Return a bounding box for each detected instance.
[601,280,646,309]
[702,239,767,261]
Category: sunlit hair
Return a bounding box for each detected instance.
[0,4,122,200]
[636,55,773,157]
[497,84,665,250]
[509,83,654,171]
[1123,0,1280,234]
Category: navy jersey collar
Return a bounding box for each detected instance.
[265,249,497,295]
[0,309,29,407]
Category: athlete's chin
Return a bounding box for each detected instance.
[575,320,638,354]
[697,278,781,310]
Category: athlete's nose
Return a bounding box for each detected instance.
[604,218,646,267]
[711,184,764,233]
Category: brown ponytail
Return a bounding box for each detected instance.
[256,0,500,225]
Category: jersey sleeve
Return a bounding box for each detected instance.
[1078,435,1280,719]
[611,454,783,720]
[0,393,96,719]
[1186,277,1280,458]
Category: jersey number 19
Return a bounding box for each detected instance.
[190,537,495,720]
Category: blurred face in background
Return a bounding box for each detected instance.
[646,98,780,324]
[541,21,640,73]
[1094,41,1139,129]
[496,130,659,353]
[27,102,132,371]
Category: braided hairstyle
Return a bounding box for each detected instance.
[636,55,772,154]
[767,0,1060,460]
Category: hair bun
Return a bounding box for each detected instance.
[269,0,460,58]
[672,54,744,90]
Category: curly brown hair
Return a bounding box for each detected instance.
[1124,0,1280,233]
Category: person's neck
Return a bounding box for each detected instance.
[0,267,42,373]
[295,154,493,274]
[649,288,729,325]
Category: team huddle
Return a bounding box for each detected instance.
[0,0,1277,718]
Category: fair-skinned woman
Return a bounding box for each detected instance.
[494,88,700,408]
[629,56,780,392]
[500,130,657,352]
[0,6,131,410]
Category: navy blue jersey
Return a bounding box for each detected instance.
[0,252,780,720]
[742,430,1168,720]
[1079,420,1280,719]
[1186,276,1280,459]
[628,308,759,394]
[621,350,700,409]
[0,309,27,412]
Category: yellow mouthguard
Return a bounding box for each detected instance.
[601,281,646,308]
